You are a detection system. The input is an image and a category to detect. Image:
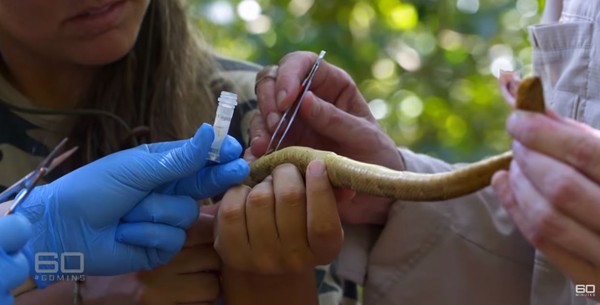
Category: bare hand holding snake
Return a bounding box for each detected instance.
[250,51,544,206]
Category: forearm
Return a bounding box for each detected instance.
[222,267,318,305]
[15,281,72,305]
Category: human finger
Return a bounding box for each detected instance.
[244,147,258,163]
[166,158,249,199]
[0,296,14,305]
[111,123,214,202]
[507,111,600,182]
[185,213,214,247]
[297,91,374,142]
[121,193,199,229]
[248,113,270,158]
[216,135,244,163]
[0,214,32,254]
[214,185,251,269]
[0,250,29,292]
[201,203,220,217]
[272,164,310,272]
[255,65,280,131]
[333,188,356,203]
[245,177,282,272]
[145,123,214,187]
[536,240,596,288]
[116,223,186,265]
[148,125,242,189]
[509,162,600,267]
[305,160,343,265]
[144,123,241,156]
[140,139,185,153]
[512,141,600,232]
[275,51,360,112]
[498,70,520,107]
[491,170,535,238]
[260,51,315,115]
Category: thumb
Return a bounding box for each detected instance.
[299,92,371,143]
[0,214,32,254]
[149,123,214,186]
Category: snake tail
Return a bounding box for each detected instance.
[249,147,513,201]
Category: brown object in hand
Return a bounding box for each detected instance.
[249,76,546,201]
[516,76,546,113]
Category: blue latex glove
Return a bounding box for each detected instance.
[15,123,249,288]
[0,214,32,305]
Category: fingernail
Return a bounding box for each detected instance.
[507,111,531,129]
[243,149,257,162]
[308,159,326,176]
[267,112,280,130]
[276,90,287,109]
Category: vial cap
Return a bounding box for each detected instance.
[218,91,238,108]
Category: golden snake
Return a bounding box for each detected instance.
[249,77,545,201]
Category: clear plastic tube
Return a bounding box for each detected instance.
[208,91,238,162]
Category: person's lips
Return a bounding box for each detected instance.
[65,1,126,35]
[81,3,115,16]
[69,1,124,19]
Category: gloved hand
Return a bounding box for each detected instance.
[15,123,249,288]
[0,214,32,305]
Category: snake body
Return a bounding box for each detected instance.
[249,77,545,201]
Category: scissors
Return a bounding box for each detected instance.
[0,138,78,215]
[265,50,326,154]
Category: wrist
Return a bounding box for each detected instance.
[12,278,36,297]
[21,238,84,289]
[222,266,318,305]
[16,186,67,288]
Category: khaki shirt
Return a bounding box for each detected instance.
[338,1,599,304]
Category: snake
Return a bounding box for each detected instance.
[248,76,545,201]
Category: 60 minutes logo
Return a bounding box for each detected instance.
[575,284,596,298]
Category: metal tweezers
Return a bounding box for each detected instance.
[0,138,78,215]
[265,50,326,154]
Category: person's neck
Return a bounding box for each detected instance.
[0,46,96,109]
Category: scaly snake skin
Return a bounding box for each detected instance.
[249,77,544,201]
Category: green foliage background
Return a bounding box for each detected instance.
[189,0,545,162]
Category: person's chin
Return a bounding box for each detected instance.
[71,34,137,66]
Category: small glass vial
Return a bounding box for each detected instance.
[208,91,238,162]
